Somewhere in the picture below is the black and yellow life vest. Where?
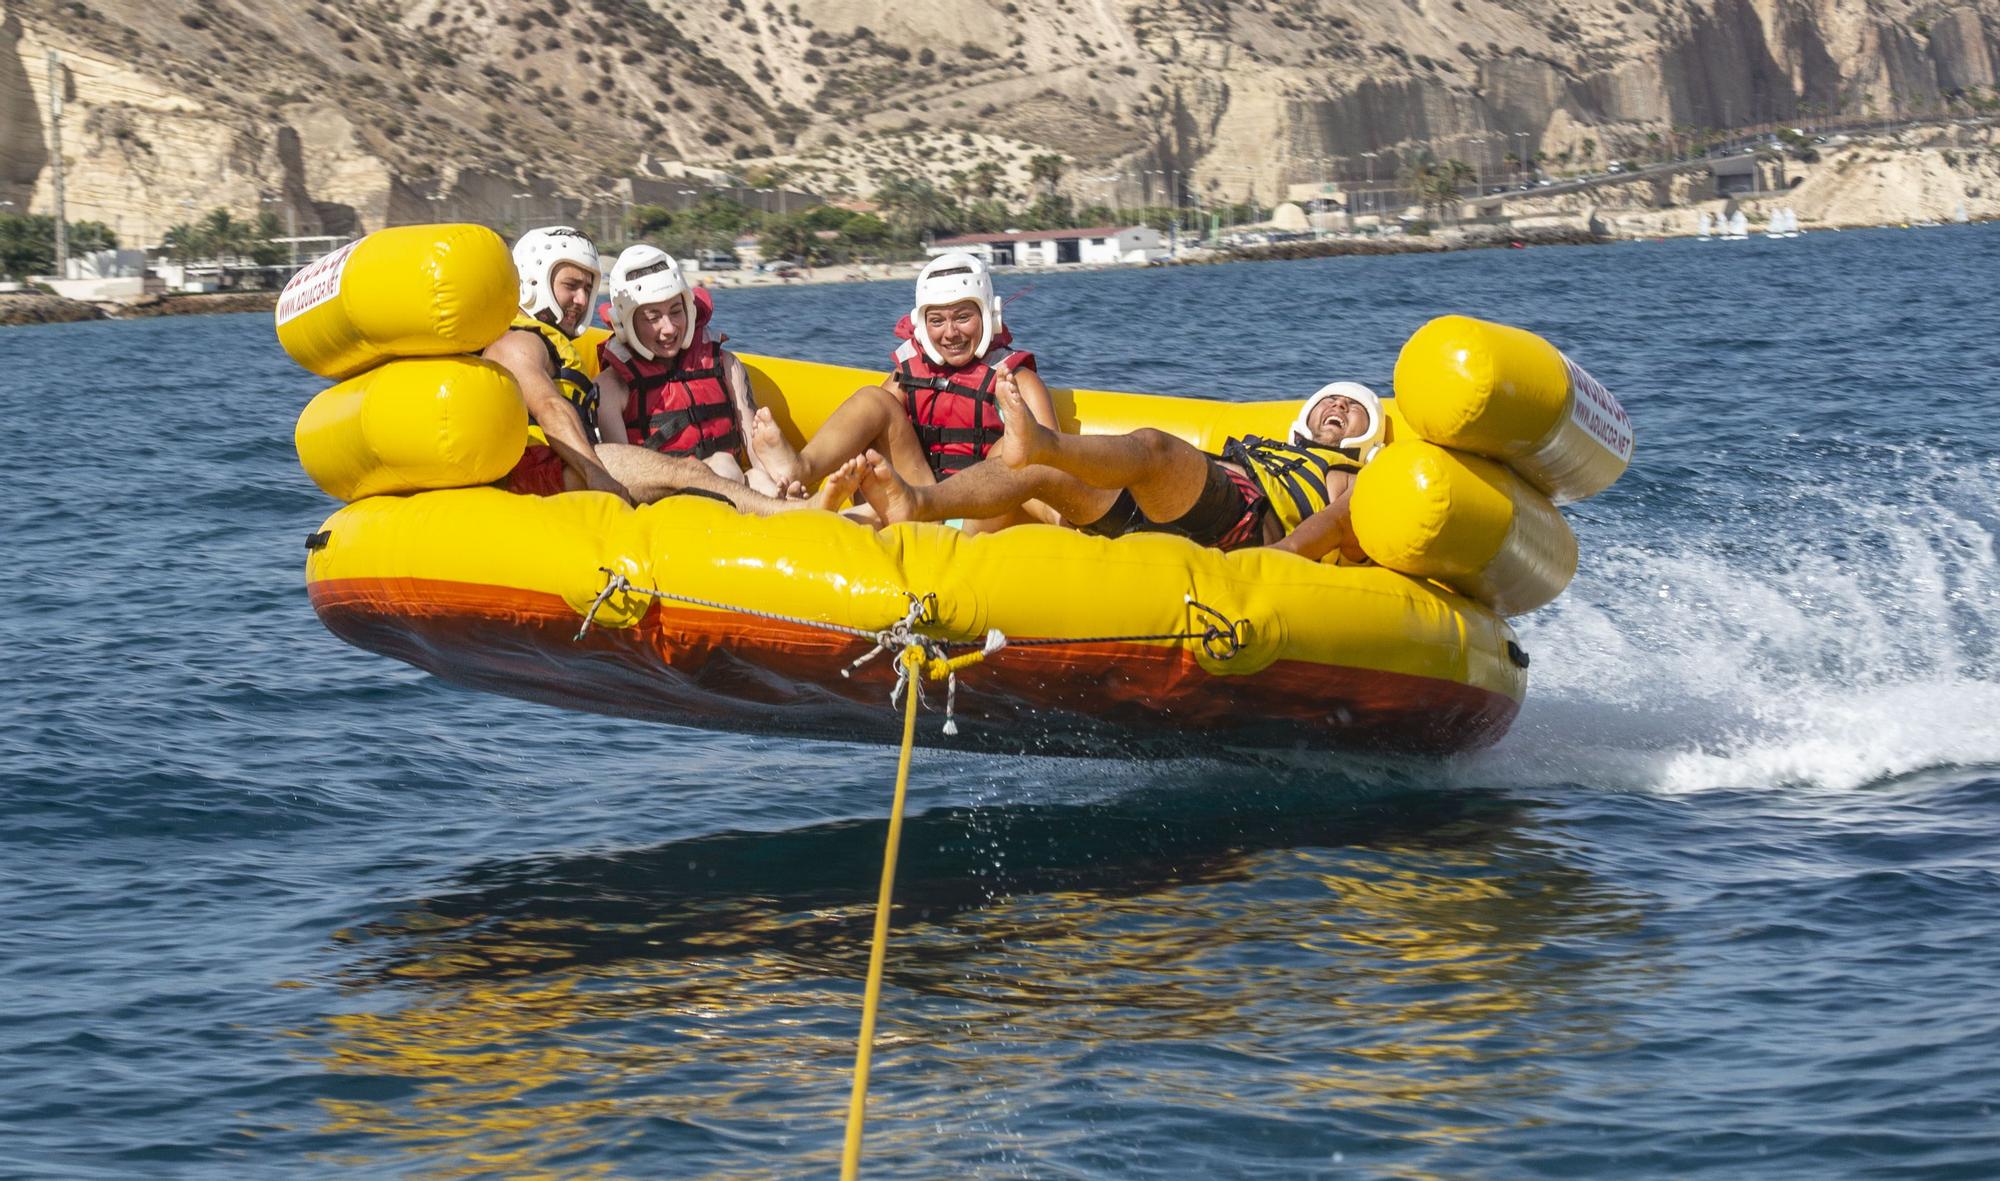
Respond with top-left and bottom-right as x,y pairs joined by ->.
510,313 -> 600,445
1221,435 -> 1364,535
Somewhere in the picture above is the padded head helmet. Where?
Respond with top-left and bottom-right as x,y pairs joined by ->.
911,251 -> 1000,364
512,225 -> 600,336
608,244 -> 697,360
1292,381 -> 1383,457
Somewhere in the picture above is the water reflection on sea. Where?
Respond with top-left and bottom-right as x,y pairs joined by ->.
303,782 -> 1658,1178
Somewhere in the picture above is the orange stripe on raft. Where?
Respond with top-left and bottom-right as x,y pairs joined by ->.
308,575 -> 1519,752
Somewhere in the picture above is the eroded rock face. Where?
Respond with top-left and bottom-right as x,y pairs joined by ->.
3,0 -> 1996,240
1,7 -> 48,209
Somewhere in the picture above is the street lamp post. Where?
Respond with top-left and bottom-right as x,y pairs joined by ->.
512,191 -> 531,233
1360,152 -> 1379,222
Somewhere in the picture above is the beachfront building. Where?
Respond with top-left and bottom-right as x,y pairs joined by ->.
927,226 -> 1168,267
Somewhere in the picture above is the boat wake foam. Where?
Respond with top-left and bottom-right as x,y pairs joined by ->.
1457,454 -> 2000,793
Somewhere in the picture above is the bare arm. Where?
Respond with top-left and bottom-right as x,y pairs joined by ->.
484,331 -> 630,500
1265,472 -> 1365,562
594,367 -> 630,446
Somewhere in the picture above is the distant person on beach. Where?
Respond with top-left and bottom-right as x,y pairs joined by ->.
494,228 -> 861,514
490,226 -> 632,499
855,373 -> 1382,563
780,251 -> 1064,530
591,244 -> 807,500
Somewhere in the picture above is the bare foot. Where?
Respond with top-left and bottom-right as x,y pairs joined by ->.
856,449 -> 924,525
809,456 -> 863,512
995,367 -> 1056,470
749,407 -> 806,490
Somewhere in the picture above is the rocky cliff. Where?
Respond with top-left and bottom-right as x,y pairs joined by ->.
3,0 -> 1996,243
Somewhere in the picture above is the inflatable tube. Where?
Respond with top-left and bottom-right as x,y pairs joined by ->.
306,489 -> 1528,756
275,224 -> 517,381
1392,315 -> 1634,503
1351,440 -> 1578,617
273,231 -> 1630,754
295,356 -> 529,502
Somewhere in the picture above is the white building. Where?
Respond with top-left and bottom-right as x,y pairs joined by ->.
927,226 -> 1167,267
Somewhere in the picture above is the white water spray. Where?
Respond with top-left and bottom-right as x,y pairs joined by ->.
1462,455 -> 2000,793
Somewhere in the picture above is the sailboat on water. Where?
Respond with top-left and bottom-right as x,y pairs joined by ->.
1955,202 -> 1971,224
1697,211 -> 1714,240
1723,210 -> 1750,240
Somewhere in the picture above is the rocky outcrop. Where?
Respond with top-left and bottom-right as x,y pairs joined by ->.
4,0 -> 1998,242
0,291 -> 106,323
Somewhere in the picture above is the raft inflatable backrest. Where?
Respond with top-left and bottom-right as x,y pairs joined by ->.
275,224 -> 519,381
295,355 -> 529,502
1350,439 -> 1577,617
732,353 -> 1404,456
1392,315 -> 1634,504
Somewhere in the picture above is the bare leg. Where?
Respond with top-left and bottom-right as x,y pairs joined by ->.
747,407 -> 806,490
857,449 -> 1117,527
993,368 -> 1210,522
792,385 -> 938,488
599,443 -> 858,516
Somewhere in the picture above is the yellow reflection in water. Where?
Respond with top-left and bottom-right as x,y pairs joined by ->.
298,821 -> 1658,1179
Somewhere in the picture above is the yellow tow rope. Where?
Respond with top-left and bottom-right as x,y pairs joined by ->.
839,642 -> 991,1180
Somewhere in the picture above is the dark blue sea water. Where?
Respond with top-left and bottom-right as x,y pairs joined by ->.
4,227 -> 1999,1179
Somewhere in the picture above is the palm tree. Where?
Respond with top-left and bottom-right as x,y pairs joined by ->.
1399,155 -> 1443,219
968,161 -> 1004,201
161,222 -> 203,266
872,174 -> 956,234
1027,153 -> 1065,198
198,208 -> 255,285
1429,159 -> 1476,221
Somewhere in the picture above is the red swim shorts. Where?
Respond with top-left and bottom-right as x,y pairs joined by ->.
505,443 -> 569,497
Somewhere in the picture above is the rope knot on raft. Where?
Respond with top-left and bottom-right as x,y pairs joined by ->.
838,595 -> 1006,737
575,567 -> 1248,738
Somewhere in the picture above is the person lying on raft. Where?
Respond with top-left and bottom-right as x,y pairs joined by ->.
781,251 -> 1062,529
590,245 -> 808,501
490,226 -> 632,500
856,375 -> 1384,562
492,229 -> 858,515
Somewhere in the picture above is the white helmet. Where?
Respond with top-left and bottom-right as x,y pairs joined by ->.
513,225 -> 600,337
1291,381 -> 1384,457
608,244 -> 698,360
911,251 -> 1001,364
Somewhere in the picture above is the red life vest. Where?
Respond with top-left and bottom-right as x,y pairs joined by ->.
889,315 -> 1035,479
597,290 -> 742,461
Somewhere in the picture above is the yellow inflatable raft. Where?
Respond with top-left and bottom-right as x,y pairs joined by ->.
282,226 -> 1633,756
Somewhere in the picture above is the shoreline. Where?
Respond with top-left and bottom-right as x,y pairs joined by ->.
0,290 -> 279,327
5,216 -> 1989,326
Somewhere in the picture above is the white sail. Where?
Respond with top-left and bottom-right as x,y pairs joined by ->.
1698,211 -> 1713,238
1955,202 -> 1971,224
1730,210 -> 1749,238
